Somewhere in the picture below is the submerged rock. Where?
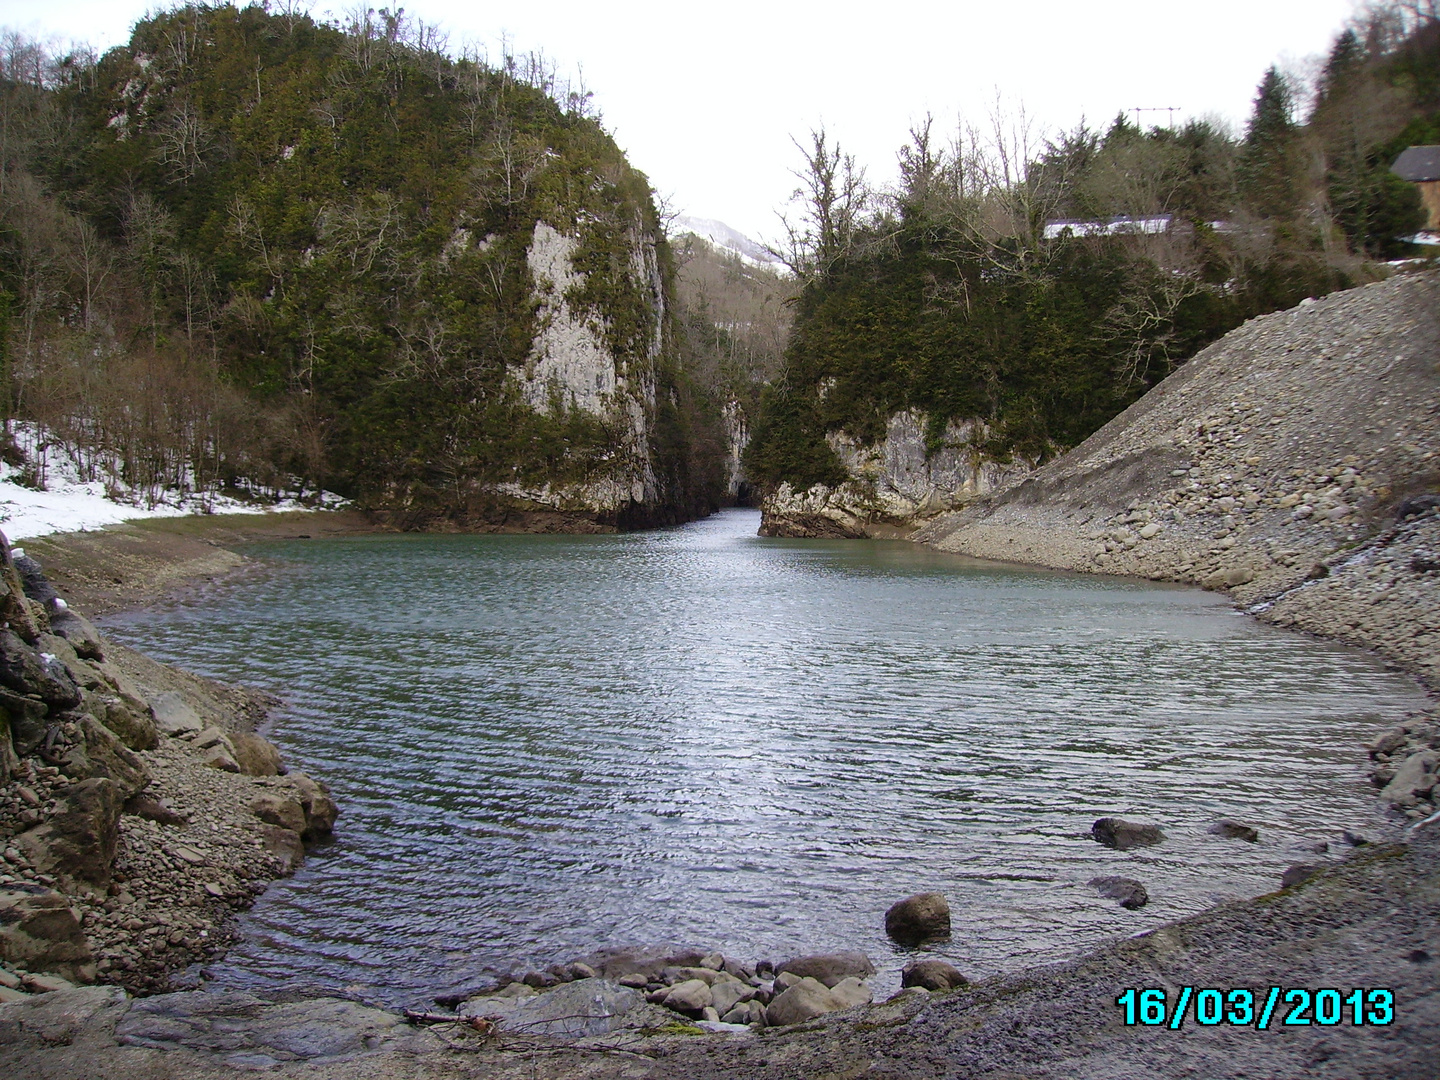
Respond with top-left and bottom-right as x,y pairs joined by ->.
1208,819 -> 1260,842
1091,817 -> 1166,850
1089,875 -> 1149,909
885,891 -> 951,945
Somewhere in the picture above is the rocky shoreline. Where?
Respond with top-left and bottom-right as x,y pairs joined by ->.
0,534 -> 338,1002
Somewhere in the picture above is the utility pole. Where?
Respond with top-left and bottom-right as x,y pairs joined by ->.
1129,106 -> 1182,130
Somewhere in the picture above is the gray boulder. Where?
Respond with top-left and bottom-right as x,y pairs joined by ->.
0,629 -> 81,708
662,978 -> 713,1016
901,959 -> 968,991
765,976 -> 868,1026
0,884 -> 96,983
709,975 -> 754,1016
15,777 -> 124,888
502,979 -> 649,1038
149,691 -> 203,735
1089,875 -> 1149,909
776,950 -> 875,989
1208,819 -> 1259,842
1379,751 -> 1438,808
885,891 -> 951,944
1091,817 -> 1165,850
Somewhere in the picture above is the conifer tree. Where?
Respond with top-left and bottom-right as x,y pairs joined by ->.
1238,67 -> 1299,219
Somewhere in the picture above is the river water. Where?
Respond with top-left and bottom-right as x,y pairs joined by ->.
102,509 -> 1428,1006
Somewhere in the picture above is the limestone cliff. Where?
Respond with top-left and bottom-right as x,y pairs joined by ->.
759,411 -> 1030,537
486,221 -> 664,525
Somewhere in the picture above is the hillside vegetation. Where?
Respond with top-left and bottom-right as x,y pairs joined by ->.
746,3 -> 1439,507
0,4 -> 726,526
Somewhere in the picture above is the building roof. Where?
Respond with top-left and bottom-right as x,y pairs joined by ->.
1392,145 -> 1440,182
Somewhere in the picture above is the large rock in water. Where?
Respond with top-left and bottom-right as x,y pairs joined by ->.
776,951 -> 875,989
1091,817 -> 1165,850
0,884 -> 96,983
885,891 -> 951,944
15,777 -> 125,888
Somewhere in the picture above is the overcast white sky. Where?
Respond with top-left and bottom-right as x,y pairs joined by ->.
5,0 -> 1360,240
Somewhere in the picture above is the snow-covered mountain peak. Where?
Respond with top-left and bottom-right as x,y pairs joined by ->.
671,216 -> 786,273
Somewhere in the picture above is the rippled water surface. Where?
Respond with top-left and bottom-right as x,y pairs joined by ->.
103,509 -> 1428,1005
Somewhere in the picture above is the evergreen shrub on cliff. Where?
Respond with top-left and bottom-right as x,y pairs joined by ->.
0,4 -> 724,522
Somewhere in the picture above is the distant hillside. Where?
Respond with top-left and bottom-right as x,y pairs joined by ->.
0,4 -> 726,529
669,220 -> 793,502
749,2 -> 1439,538
673,216 -> 787,273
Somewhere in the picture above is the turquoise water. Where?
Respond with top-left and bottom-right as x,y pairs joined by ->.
103,509 -> 1428,1006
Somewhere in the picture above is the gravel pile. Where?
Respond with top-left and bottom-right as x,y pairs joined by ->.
918,271 -> 1440,691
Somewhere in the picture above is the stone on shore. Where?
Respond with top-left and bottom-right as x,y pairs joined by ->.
501,978 -> 650,1037
662,978 -> 713,1015
0,884 -> 96,983
149,691 -> 203,735
1281,863 -> 1323,888
1208,819 -> 1260,842
765,975 -> 870,1026
15,777 -> 124,888
1089,875 -> 1149,909
901,959 -> 968,991
776,951 -> 875,989
230,731 -> 284,777
1091,817 -> 1165,850
1379,750 -> 1438,808
885,891 -> 951,944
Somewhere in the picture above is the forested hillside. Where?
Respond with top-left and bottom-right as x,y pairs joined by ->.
0,4 -> 726,528
747,3 -> 1438,533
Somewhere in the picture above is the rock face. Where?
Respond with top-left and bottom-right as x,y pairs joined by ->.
0,885 -> 95,983
761,411 -> 1029,537
884,891 -> 951,944
916,273 -> 1440,688
1091,817 -> 1166,850
422,218 -> 692,532
1089,875 -> 1149,909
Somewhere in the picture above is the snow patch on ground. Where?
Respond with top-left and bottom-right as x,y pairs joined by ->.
0,423 -> 345,540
